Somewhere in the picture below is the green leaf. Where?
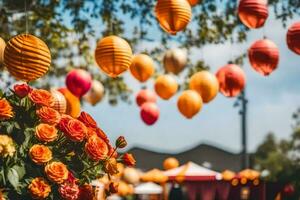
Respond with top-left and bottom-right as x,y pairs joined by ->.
7,168 -> 19,189
13,164 -> 25,180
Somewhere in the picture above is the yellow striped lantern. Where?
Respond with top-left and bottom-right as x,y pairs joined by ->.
0,37 -> 6,66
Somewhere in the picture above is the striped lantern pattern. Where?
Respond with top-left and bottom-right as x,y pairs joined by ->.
238,0 -> 269,29
248,39 -> 279,76
4,34 -> 51,82
50,89 -> 67,114
95,36 -> 132,78
0,37 -> 5,66
286,22 -> 300,55
155,0 -> 192,35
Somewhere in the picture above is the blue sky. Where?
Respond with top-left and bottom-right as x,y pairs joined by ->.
79,6 -> 300,154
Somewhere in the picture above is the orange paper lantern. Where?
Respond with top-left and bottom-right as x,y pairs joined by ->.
130,54 -> 155,82
238,0 -> 268,29
0,37 -> 6,66
216,64 -> 246,98
95,35 -> 132,78
286,22 -> 300,55
177,90 -> 203,119
163,48 -> 187,74
154,74 -> 178,100
189,71 -> 219,103
83,80 -> 105,106
50,89 -> 67,114
163,157 -> 179,170
58,88 -> 81,118
188,0 -> 199,6
4,34 -> 51,82
155,0 -> 192,35
248,39 -> 279,76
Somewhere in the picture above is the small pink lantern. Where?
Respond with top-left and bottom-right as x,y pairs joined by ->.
66,69 -> 92,97
216,64 -> 246,97
248,39 -> 279,76
136,89 -> 157,107
140,102 -> 160,126
238,0 -> 268,29
286,22 -> 300,55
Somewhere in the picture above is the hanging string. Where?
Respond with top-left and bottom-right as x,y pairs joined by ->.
24,0 -> 28,34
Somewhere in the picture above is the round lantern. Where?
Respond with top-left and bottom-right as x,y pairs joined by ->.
95,35 -> 132,78
140,102 -> 159,126
66,69 -> 92,97
136,89 -> 157,107
83,80 -> 105,106
154,74 -> 178,100
50,89 -> 67,114
177,90 -> 203,119
287,22 -> 300,55
238,0 -> 269,29
189,71 -> 219,103
216,64 -> 246,98
163,48 -> 187,74
123,168 -> 140,185
248,39 -> 279,76
130,54 -> 155,82
155,0 -> 192,35
163,157 -> 179,170
58,88 -> 81,118
0,37 -> 6,66
188,0 -> 199,6
283,184 -> 295,197
4,34 -> 51,82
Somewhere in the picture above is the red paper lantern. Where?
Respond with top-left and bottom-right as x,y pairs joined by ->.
216,64 -> 246,97
66,69 -> 92,97
248,39 -> 279,76
287,22 -> 300,55
140,102 -> 159,126
283,184 -> 295,197
238,0 -> 268,29
136,89 -> 157,107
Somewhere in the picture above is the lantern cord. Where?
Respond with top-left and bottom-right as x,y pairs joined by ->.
24,0 -> 28,34
262,26 -> 267,39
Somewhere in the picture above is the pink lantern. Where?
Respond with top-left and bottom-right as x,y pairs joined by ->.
287,22 -> 300,55
66,69 -> 92,97
248,39 -> 279,76
136,89 -> 157,107
238,0 -> 268,29
140,102 -> 159,126
216,64 -> 246,97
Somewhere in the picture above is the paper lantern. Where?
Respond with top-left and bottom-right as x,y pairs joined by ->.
177,90 -> 203,119
95,35 -> 132,78
0,37 -> 5,66
136,89 -> 157,107
83,80 -> 105,106
283,184 -> 295,197
189,71 -> 219,103
163,157 -> 179,170
238,0 -> 268,29
154,74 -> 178,100
163,48 -> 187,74
287,22 -> 300,55
130,54 -> 155,82
155,0 -> 192,35
50,89 -> 67,114
221,170 -> 236,181
4,34 -> 51,82
216,64 -> 246,97
140,102 -> 159,126
66,69 -> 92,97
248,39 -> 279,76
58,88 -> 81,118
123,168 -> 140,185
188,0 -> 199,6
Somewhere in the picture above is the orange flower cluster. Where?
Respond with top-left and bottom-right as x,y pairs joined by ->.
28,177 -> 51,199
37,106 -> 61,125
0,98 -> 13,120
45,161 -> 69,184
29,144 -> 52,165
29,89 -> 55,107
35,123 -> 58,143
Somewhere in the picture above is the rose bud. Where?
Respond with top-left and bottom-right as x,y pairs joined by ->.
13,83 -> 32,98
109,182 -> 119,194
115,136 -> 127,149
121,153 -> 136,167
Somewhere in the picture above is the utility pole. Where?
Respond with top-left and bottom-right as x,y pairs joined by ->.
240,89 -> 249,169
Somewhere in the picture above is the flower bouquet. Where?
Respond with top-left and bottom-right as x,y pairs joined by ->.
0,83 -> 135,199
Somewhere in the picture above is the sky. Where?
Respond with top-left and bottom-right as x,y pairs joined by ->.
80,5 -> 300,154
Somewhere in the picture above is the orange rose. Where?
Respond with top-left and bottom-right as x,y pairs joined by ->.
121,153 -> 136,167
58,114 -> 73,132
29,144 -> 52,165
0,98 -> 13,120
95,127 -> 109,143
13,83 -> 32,98
35,124 -> 58,143
78,112 -> 97,128
36,106 -> 61,125
45,161 -> 68,184
62,118 -> 87,142
28,177 -> 51,199
85,135 -> 109,161
29,89 -> 55,107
